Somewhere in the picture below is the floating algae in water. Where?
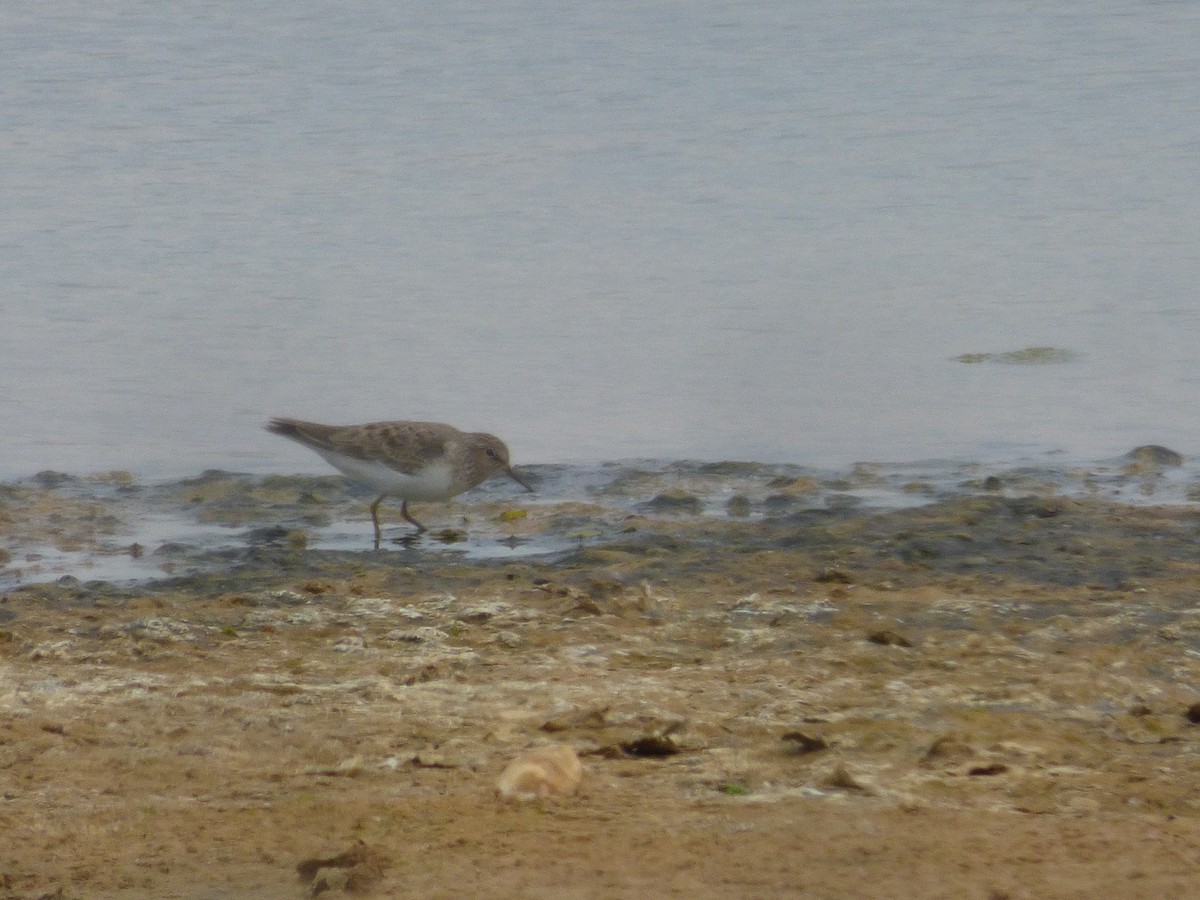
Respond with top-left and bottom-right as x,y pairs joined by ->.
997,346 -> 1078,364
954,346 -> 1078,365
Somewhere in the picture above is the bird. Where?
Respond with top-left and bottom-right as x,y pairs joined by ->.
265,417 -> 533,548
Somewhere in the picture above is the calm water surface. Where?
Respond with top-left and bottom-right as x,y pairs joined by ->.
4,1 -> 1200,477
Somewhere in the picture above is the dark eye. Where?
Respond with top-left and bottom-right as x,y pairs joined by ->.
486,448 -> 498,459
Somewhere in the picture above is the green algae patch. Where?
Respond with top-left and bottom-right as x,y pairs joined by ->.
954,346 -> 1078,365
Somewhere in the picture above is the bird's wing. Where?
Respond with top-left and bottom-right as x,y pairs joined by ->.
329,422 -> 453,476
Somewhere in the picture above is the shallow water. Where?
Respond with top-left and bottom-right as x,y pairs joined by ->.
4,1 -> 1200,477
2,449 -> 1196,589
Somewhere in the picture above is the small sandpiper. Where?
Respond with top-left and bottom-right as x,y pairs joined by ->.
266,418 -> 533,548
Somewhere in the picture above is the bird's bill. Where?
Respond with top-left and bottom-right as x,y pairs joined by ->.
506,467 -> 535,492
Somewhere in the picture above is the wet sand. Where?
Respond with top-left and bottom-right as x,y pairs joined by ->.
4,459 -> 1200,897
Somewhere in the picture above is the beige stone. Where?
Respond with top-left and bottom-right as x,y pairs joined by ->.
496,744 -> 583,801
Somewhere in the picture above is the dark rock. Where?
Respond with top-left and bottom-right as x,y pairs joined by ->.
815,568 -> 852,584
866,630 -> 913,648
242,526 -> 292,545
763,494 -> 799,514
620,734 -> 680,757
781,731 -> 828,755
967,763 -> 1008,776
34,470 -> 74,488
644,491 -> 703,514
1126,445 -> 1184,466
726,495 -> 752,517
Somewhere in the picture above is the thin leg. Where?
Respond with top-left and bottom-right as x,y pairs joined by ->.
400,500 -> 427,533
370,495 -> 384,550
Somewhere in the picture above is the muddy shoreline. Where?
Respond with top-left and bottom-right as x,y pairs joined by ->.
4,457 -> 1200,897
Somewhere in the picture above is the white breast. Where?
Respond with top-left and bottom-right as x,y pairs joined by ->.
315,450 -> 458,501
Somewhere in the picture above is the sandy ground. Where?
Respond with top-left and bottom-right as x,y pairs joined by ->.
5,483 -> 1200,898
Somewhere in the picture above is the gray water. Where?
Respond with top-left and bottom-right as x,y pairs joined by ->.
4,1 -> 1200,478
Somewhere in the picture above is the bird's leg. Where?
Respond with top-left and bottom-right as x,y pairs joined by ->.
400,501 -> 427,533
370,495 -> 385,550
